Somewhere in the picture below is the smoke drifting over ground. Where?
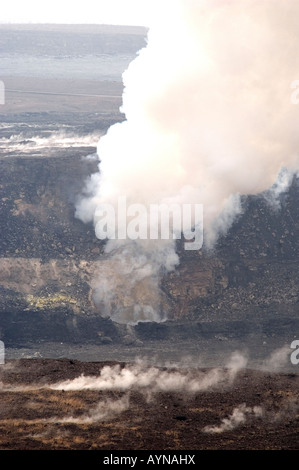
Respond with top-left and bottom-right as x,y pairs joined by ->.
0,356 -> 297,446
18,353 -> 299,429
47,353 -> 247,423
203,397 -> 299,435
203,403 -> 264,434
58,396 -> 130,424
76,0 -> 299,323
0,131 -> 99,153
51,352 -> 247,395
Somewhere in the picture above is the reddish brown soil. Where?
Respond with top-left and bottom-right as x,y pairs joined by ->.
0,359 -> 298,450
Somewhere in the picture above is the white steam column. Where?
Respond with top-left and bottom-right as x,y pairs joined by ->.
76,0 -> 299,324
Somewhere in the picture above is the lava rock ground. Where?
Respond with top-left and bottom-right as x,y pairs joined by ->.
0,358 -> 298,450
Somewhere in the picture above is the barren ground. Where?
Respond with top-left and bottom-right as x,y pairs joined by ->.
0,359 -> 298,451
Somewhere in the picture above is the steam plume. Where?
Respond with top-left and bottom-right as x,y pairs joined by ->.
58,395 -> 130,424
76,0 -> 299,323
50,353 -> 247,394
0,131 -> 99,153
203,403 -> 263,434
260,346 -> 291,372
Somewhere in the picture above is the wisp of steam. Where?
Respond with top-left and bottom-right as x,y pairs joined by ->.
76,0 -> 299,324
203,403 -> 264,434
50,352 -> 247,395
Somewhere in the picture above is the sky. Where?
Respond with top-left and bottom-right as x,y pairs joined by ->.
0,0 -> 160,26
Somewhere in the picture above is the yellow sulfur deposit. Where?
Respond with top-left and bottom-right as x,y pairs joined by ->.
26,294 -> 78,310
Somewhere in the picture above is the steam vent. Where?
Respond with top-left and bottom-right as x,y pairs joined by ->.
0,23 -> 298,358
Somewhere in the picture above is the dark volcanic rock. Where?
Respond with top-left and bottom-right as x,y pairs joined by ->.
0,137 -> 298,346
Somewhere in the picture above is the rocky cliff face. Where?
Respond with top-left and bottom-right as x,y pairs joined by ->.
0,113 -> 298,347
165,178 -> 299,323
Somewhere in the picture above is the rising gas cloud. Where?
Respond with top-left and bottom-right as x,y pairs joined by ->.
76,0 -> 299,324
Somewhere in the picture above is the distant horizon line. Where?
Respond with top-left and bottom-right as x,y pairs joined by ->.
0,22 -> 149,29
